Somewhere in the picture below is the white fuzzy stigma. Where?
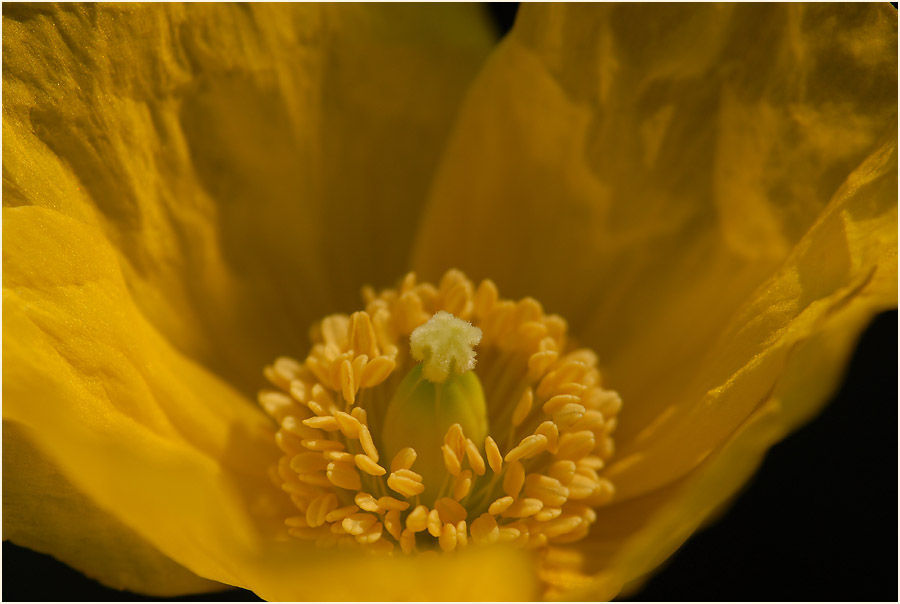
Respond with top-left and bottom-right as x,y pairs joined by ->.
409,311 -> 482,383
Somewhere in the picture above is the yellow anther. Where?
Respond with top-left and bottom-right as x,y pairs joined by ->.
285,516 -> 309,528
282,415 -> 318,439
394,468 -> 423,481
323,450 -> 352,463
464,439 -> 486,476
354,454 -> 386,476
384,509 -> 403,541
534,507 -> 562,522
390,447 -> 417,473
354,492 -> 382,513
548,460 -> 577,485
350,406 -> 367,425
326,461 -> 362,491
505,434 -> 549,463
306,493 -> 338,528
489,496 -> 514,516
553,403 -> 586,428
503,460 -> 526,499
456,520 -> 468,549
498,525 -> 522,543
444,423 -> 466,460
342,513 -> 377,536
571,409 -> 605,432
377,496 -> 410,512
324,505 -> 359,523
485,436 -> 502,474
470,513 -> 499,546
400,529 -> 417,554
426,509 -> 442,537
334,411 -> 361,439
348,311 -> 378,358
453,470 -> 473,501
359,355 -> 395,388
473,279 -> 499,319
358,424 -> 379,462
406,505 -> 429,533
297,472 -> 332,488
258,390 -> 295,421
442,444 -> 462,477
355,522 -> 384,545
309,384 -> 337,414
302,439 -> 345,452
289,452 -> 328,474
439,523 -> 458,553
542,394 -> 581,415
287,380 -> 307,403
557,431 -> 595,460
340,358 -> 355,405
511,387 -> 534,427
434,497 -> 467,525
524,474 -> 569,507
567,474 -> 598,500
535,421 -> 560,454
528,350 -> 559,381
387,470 -> 425,498
501,498 -> 544,519
540,515 -> 584,539
592,478 -> 616,506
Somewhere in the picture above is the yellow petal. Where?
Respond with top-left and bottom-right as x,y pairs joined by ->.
604,137 -> 898,498
413,3 -> 896,598
2,204 -> 291,589
3,3 -> 494,396
243,543 -> 537,602
2,423 -> 226,597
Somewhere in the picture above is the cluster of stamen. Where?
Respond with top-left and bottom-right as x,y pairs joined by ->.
260,270 -> 621,596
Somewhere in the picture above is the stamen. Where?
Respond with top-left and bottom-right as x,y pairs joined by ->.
260,270 -> 622,597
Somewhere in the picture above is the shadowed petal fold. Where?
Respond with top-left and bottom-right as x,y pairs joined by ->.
3,2 -> 494,396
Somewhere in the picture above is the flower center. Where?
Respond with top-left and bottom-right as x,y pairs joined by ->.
259,270 -> 622,596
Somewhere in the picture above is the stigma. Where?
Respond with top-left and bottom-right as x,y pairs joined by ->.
409,310 -> 482,383
259,270 -> 622,597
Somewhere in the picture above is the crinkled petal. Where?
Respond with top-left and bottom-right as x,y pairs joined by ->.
3,2 -> 494,395
413,3 -> 896,598
576,138 -> 897,598
603,137 -> 898,498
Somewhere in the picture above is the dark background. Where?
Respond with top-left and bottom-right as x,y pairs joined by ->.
3,4 -> 897,602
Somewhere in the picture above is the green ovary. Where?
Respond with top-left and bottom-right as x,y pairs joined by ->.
381,363 -> 487,504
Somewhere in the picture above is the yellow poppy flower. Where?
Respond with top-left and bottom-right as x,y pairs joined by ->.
3,3 -> 896,602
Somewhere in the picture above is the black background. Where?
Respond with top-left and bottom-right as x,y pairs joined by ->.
3,4 -> 897,602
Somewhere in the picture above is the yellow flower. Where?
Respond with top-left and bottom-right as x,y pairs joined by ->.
3,3 -> 896,601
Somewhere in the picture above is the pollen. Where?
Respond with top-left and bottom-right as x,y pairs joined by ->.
260,269 -> 622,597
